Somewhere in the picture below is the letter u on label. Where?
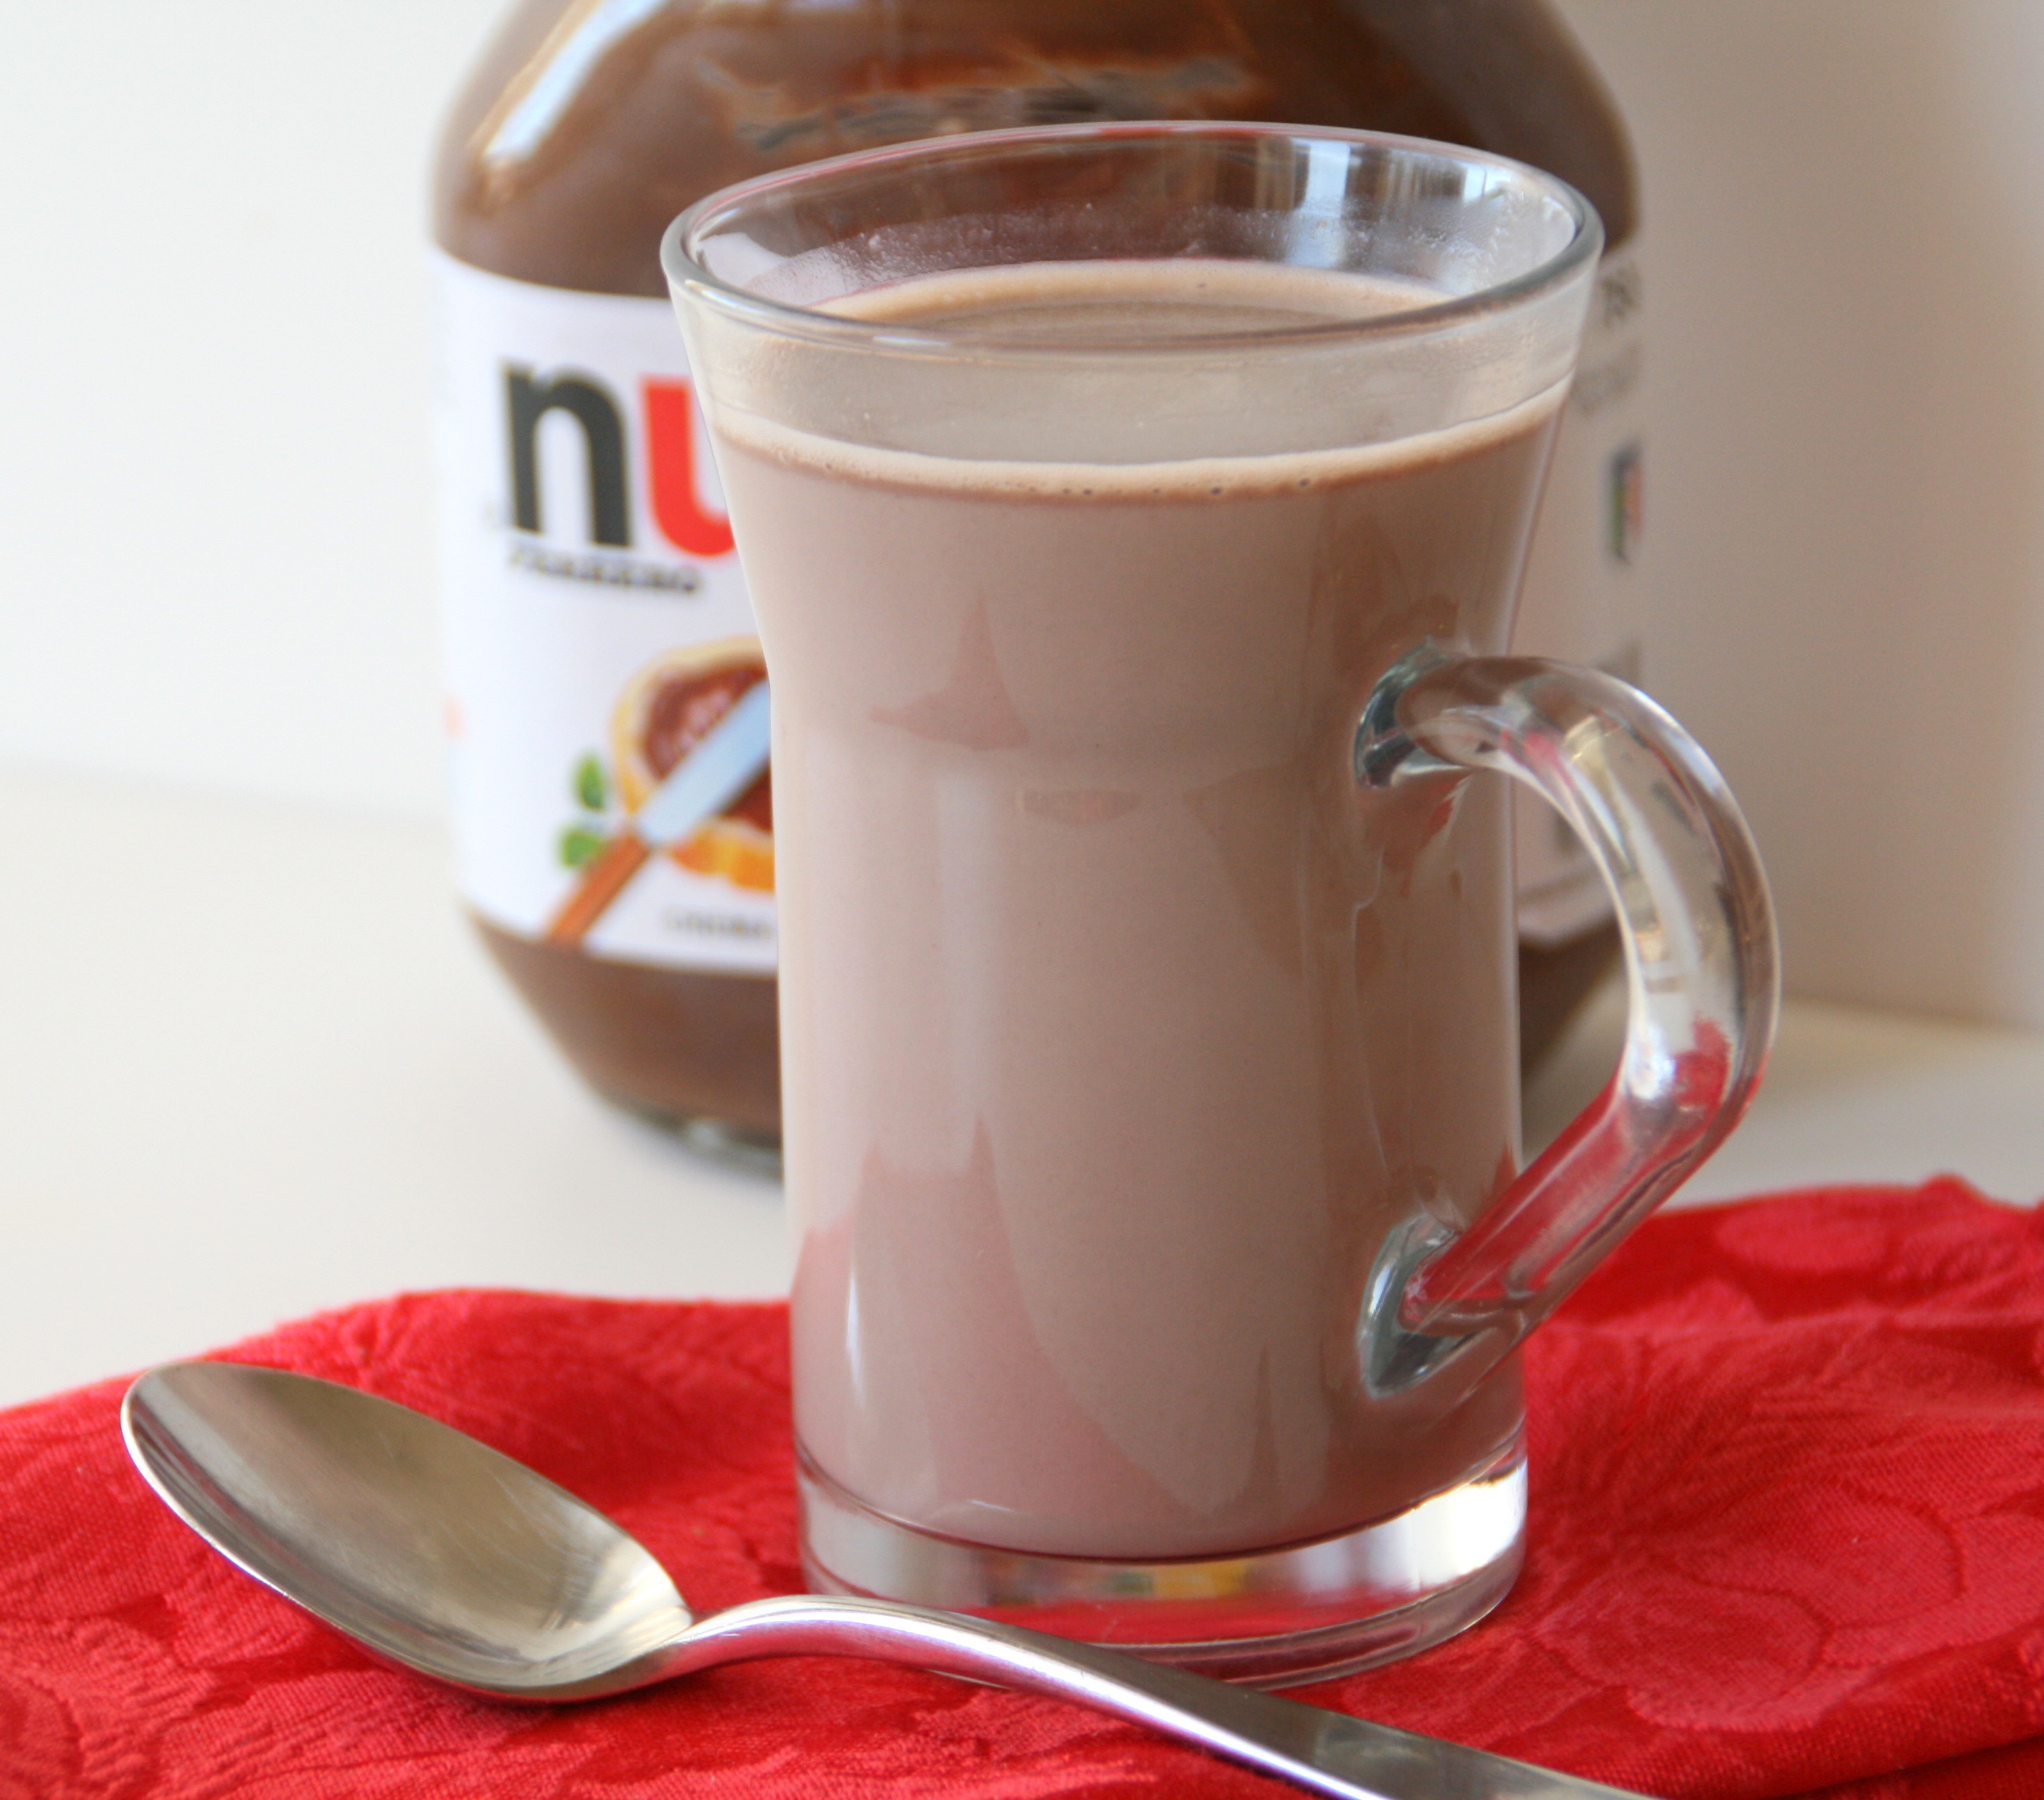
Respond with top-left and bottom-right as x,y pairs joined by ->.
645,379 -> 736,558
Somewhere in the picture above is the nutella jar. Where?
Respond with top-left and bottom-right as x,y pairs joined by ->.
432,0 -> 1642,1154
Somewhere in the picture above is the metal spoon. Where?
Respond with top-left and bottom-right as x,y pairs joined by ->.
122,1362 -> 1645,1800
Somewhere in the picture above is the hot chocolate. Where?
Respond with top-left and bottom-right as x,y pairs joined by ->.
710,259 -> 1562,1558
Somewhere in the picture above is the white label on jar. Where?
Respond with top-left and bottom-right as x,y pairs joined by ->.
436,247 -> 1640,970
434,252 -> 776,975
1510,244 -> 1647,947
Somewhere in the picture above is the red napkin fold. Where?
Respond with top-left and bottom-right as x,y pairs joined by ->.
7,1178 -> 2044,1799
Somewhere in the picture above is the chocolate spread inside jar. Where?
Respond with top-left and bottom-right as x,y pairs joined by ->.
433,0 -> 1640,1154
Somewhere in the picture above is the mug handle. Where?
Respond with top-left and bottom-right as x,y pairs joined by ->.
1354,647 -> 1779,1380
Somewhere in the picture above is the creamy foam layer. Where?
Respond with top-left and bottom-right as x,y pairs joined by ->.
714,258 -> 1567,499
827,255 -> 1442,339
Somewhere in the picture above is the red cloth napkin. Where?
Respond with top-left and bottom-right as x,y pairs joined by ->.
8,1178 -> 2044,1799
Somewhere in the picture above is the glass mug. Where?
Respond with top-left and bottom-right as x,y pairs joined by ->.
664,124 -> 1777,1686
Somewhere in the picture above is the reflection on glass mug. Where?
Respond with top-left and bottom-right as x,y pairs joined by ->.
664,124 -> 1778,1687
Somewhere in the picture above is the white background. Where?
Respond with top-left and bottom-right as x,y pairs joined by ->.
3,1 -> 2043,1023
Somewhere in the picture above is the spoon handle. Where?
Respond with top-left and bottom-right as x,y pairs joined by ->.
682,1595 -> 1649,1800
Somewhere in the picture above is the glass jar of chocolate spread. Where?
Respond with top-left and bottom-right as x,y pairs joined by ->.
432,0 -> 1642,1157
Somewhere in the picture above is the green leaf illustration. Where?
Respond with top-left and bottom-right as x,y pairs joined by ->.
559,825 -> 606,870
573,753 -> 608,812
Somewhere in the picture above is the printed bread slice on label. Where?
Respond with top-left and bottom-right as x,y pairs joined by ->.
611,638 -> 775,893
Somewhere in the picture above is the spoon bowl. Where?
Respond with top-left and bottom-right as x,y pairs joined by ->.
123,1360 -> 695,1699
122,1361 -> 1642,1799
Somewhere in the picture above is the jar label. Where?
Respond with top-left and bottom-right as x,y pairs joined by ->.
1509,244 -> 1648,947
435,253 -> 776,975
435,245 -> 1643,972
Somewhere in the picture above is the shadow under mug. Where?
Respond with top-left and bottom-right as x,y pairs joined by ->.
664,123 -> 1778,1686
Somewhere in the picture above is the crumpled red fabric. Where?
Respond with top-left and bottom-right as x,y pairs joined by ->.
7,1178 -> 2044,1799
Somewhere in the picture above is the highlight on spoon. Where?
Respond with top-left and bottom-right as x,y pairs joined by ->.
122,1362 -> 695,1700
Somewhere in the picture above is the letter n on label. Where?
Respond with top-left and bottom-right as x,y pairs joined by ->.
644,379 -> 736,558
506,367 -> 631,547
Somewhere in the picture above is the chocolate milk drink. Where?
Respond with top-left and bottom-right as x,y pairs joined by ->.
709,259 -> 1560,1559
669,123 -> 1776,1680
434,1 -> 1642,1153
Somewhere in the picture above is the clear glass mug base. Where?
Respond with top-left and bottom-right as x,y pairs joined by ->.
798,1436 -> 1526,1689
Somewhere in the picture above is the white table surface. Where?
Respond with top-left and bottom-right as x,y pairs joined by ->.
4,764 -> 2041,1413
